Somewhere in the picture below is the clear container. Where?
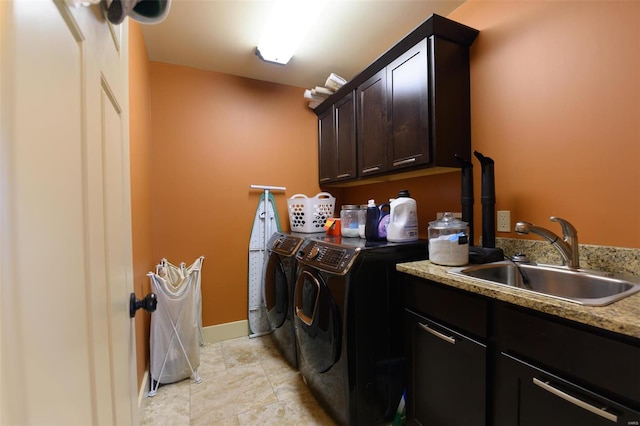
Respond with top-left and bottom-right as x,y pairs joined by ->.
340,205 -> 361,237
428,212 -> 469,266
358,204 -> 367,238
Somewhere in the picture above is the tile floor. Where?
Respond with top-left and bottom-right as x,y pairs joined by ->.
140,335 -> 337,425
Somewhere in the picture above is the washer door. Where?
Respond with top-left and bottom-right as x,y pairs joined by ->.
294,268 -> 341,373
264,252 -> 288,329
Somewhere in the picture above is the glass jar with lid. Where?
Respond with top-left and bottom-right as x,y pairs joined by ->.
358,204 -> 367,238
340,205 -> 361,237
428,212 -> 469,266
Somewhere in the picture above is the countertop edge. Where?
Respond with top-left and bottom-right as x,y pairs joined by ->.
397,260 -> 640,341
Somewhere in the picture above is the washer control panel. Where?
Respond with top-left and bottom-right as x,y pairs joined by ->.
296,240 -> 360,275
270,234 -> 304,257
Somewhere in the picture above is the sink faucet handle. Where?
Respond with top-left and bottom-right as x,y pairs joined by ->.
514,221 -> 533,233
550,217 -> 577,238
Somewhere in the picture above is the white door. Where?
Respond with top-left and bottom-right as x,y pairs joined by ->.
0,1 -> 137,424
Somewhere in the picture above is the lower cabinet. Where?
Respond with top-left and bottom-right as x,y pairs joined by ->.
494,352 -> 640,426
402,275 -> 640,426
405,309 -> 486,426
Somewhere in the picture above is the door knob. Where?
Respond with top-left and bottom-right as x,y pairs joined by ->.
129,292 -> 157,318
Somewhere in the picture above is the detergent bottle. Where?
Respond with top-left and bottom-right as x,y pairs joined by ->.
365,199 -> 380,241
387,189 -> 419,242
377,202 -> 391,240
365,199 -> 391,241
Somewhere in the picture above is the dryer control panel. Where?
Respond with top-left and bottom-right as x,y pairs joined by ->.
270,234 -> 304,256
296,240 -> 360,275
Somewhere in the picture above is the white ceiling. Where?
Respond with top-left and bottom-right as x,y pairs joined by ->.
140,0 -> 466,89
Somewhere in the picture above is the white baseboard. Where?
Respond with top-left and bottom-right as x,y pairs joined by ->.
138,368 -> 149,408
201,319 -> 249,343
137,320 -> 250,407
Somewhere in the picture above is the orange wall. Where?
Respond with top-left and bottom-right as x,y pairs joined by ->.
329,172 -> 464,241
128,22 -> 154,387
149,62 -> 319,326
448,0 -> 640,247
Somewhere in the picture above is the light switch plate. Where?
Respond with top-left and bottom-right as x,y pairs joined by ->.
497,210 -> 511,232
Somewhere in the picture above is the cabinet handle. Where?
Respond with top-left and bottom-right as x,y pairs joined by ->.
532,378 -> 618,423
320,177 -> 331,183
336,173 -> 351,179
362,166 -> 380,174
418,322 -> 456,345
393,157 -> 417,167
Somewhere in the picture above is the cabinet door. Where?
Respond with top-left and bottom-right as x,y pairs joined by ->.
495,353 -> 640,426
429,36 -> 473,167
387,39 -> 430,170
318,107 -> 335,183
357,69 -> 388,176
495,304 -> 640,404
405,309 -> 486,426
334,93 -> 356,180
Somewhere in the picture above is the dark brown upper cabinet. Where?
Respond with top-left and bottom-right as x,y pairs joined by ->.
386,38 -> 430,172
314,14 -> 478,186
357,70 -> 388,176
318,91 -> 356,183
318,107 -> 335,183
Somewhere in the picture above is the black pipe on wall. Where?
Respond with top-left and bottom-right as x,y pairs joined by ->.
473,151 -> 496,248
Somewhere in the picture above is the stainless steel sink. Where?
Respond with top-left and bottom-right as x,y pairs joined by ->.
448,261 -> 640,306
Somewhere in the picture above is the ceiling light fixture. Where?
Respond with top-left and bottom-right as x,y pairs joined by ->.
256,0 -> 328,65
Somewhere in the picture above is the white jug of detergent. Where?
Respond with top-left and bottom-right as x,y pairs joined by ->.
387,189 -> 419,242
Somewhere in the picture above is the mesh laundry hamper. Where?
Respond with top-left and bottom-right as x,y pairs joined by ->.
147,256 -> 204,396
157,257 -> 206,346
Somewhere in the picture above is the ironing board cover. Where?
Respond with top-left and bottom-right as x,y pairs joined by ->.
148,256 -> 204,384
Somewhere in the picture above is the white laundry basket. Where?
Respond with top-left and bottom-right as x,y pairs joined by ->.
287,192 -> 335,233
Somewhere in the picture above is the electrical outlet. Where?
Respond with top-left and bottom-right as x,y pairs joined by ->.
497,210 -> 511,232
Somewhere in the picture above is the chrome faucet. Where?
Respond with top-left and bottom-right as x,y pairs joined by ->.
514,217 -> 579,268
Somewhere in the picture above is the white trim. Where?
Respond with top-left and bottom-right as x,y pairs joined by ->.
201,320 -> 249,344
137,368 -> 149,408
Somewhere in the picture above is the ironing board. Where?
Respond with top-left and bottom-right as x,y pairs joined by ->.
248,185 -> 284,337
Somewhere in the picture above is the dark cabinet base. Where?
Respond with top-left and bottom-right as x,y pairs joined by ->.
405,309 -> 487,426
494,353 -> 640,426
402,275 -> 640,426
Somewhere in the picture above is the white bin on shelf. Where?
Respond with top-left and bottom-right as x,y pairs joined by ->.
287,192 -> 335,233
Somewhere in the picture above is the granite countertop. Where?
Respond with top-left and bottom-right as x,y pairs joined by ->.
397,260 -> 640,340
